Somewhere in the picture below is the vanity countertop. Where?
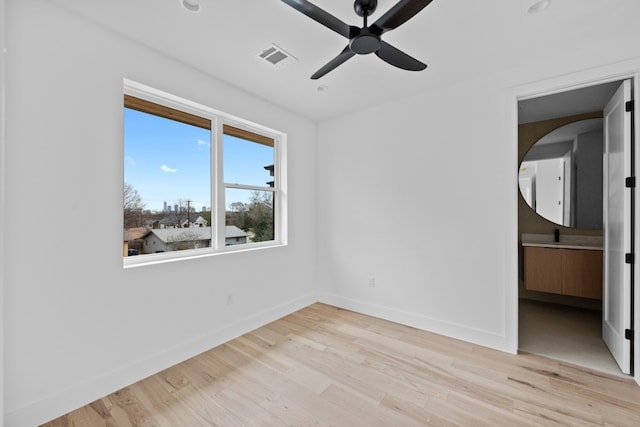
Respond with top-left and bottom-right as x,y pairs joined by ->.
521,233 -> 603,251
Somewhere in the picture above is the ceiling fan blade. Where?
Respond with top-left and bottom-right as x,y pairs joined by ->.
370,0 -> 433,35
311,46 -> 355,80
281,0 -> 357,39
375,41 -> 426,71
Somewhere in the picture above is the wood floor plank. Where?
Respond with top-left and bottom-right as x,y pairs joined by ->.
259,393 -> 330,427
41,303 -> 640,426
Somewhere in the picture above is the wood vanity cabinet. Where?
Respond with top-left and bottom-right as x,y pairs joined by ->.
524,247 -> 562,294
524,246 -> 602,299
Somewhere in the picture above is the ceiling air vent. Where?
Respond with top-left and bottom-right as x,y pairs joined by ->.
257,44 -> 297,69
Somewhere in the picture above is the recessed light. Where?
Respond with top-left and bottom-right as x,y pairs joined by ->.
528,0 -> 551,14
180,0 -> 201,13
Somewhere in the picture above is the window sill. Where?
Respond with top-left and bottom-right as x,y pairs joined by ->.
123,240 -> 286,269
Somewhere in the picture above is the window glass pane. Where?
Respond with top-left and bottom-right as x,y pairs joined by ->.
225,188 -> 274,244
223,134 -> 274,187
124,107 -> 211,256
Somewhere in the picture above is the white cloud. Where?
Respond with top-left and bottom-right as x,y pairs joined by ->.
197,139 -> 210,147
161,164 -> 178,173
125,156 -> 136,166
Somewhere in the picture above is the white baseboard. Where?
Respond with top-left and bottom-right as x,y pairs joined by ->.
6,292 -> 319,427
317,292 -> 511,353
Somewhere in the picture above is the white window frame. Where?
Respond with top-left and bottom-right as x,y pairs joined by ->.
123,79 -> 287,268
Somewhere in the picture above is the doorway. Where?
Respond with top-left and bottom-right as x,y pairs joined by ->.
517,78 -> 634,377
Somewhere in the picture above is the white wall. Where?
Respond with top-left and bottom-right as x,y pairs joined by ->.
317,15 -> 640,369
1,0 -> 6,424
3,1 -> 317,425
317,75 -> 516,350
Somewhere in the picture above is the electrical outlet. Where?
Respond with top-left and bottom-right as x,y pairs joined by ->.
226,293 -> 234,305
368,277 -> 376,288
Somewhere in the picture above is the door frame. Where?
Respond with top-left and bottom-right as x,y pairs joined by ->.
506,61 -> 640,385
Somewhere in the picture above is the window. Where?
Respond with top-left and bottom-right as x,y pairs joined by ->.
123,80 -> 285,265
224,128 -> 276,244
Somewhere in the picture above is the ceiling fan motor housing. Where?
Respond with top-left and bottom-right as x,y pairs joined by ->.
349,28 -> 381,54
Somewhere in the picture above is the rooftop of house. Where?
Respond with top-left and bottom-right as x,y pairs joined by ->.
143,226 -> 247,243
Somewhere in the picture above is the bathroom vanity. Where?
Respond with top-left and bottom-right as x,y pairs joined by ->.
522,237 -> 603,300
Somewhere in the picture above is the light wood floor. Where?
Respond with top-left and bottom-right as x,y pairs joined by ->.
42,303 -> 640,426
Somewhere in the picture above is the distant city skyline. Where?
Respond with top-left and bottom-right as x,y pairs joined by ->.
161,201 -> 210,214
124,108 -> 274,212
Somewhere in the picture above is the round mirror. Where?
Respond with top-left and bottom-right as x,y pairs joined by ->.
519,118 -> 603,229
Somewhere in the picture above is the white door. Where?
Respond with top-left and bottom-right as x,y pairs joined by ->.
536,158 -> 565,225
519,174 -> 535,207
562,151 -> 572,227
519,161 -> 536,207
603,79 -> 632,375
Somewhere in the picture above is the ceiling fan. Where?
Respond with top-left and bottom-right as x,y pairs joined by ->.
281,0 -> 433,79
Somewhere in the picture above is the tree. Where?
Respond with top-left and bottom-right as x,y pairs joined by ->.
124,183 -> 145,228
200,210 -> 211,226
223,192 -> 274,242
247,191 -> 274,242
226,201 -> 249,230
172,198 -> 190,228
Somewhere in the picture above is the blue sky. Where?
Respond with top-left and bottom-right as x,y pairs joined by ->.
124,108 -> 273,212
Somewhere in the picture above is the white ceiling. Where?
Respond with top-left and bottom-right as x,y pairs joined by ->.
48,0 -> 638,122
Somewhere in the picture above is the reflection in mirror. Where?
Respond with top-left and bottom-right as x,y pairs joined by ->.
519,118 -> 603,229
